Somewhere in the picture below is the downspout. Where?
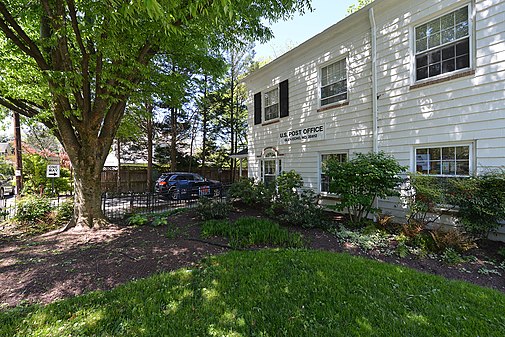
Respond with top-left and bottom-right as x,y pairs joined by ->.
369,7 -> 380,218
369,7 -> 379,154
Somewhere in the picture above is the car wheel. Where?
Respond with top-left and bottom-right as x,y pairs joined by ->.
170,189 -> 179,201
213,188 -> 221,197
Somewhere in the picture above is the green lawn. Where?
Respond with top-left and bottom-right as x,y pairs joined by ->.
1,250 -> 504,336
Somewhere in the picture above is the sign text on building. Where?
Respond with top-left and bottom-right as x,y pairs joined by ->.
279,125 -> 325,144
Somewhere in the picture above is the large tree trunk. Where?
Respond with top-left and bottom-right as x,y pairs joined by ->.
70,147 -> 108,229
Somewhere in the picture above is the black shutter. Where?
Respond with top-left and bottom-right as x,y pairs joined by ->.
254,92 -> 262,125
279,79 -> 289,118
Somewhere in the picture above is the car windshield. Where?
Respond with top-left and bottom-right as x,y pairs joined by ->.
193,174 -> 204,181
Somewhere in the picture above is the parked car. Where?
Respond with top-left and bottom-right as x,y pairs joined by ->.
155,172 -> 222,200
0,174 -> 14,198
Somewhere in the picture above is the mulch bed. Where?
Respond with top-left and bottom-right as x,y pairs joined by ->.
1,207 -> 504,309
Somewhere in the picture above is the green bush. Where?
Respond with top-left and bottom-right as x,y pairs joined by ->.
127,214 -> 149,226
14,195 -> 53,225
0,159 -> 14,176
55,199 -> 74,224
267,171 -> 329,228
325,151 -> 407,224
196,197 -> 232,221
227,178 -> 272,206
448,172 -> 505,238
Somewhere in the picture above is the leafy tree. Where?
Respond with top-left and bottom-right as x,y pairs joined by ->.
0,0 -> 312,228
325,151 -> 407,224
348,0 -> 374,14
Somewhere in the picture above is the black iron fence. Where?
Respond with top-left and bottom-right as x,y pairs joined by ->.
101,186 -> 229,221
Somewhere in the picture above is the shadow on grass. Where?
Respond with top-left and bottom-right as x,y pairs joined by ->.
1,250 -> 504,336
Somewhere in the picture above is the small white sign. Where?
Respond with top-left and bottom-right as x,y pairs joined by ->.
15,170 -> 21,177
279,124 -> 325,145
46,165 -> 60,178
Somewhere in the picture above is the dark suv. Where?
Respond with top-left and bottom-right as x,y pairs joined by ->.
154,172 -> 222,200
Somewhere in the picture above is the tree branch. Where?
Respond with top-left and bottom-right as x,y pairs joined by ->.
0,1 -> 49,69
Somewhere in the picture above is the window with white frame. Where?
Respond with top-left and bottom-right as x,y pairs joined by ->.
320,59 -> 347,106
415,145 -> 470,176
415,6 -> 470,81
320,153 -> 348,193
264,88 -> 279,121
261,149 -> 281,186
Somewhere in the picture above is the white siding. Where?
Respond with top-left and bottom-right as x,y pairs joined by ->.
246,0 -> 505,241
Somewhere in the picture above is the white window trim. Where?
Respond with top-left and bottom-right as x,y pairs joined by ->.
263,86 -> 280,123
319,151 -> 349,195
409,2 -> 474,85
318,56 -> 349,109
411,142 -> 475,177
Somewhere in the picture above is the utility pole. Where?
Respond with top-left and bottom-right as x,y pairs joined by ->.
13,112 -> 23,194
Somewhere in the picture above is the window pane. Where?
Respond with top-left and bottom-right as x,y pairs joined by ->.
416,24 -> 427,40
429,161 -> 441,174
455,7 -> 468,25
456,55 -> 470,69
427,19 -> 440,36
456,161 -> 469,175
429,148 -> 441,160
416,38 -> 427,52
429,50 -> 441,63
416,66 -> 428,80
442,161 -> 455,175
428,32 -> 441,49
456,146 -> 469,159
442,59 -> 456,73
441,12 -> 454,30
441,28 -> 455,44
456,39 -> 469,55
455,22 -> 469,39
442,146 -> 455,160
429,63 -> 441,77
442,45 -> 455,60
416,55 -> 428,67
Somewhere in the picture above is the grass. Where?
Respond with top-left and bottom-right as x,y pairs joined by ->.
1,250 -> 504,336
201,217 -> 305,248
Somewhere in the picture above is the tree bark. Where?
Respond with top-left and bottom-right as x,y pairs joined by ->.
201,75 -> 208,173
170,107 -> 177,171
71,148 -> 108,229
146,104 -> 153,192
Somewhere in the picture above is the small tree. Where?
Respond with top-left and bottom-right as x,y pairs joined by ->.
325,151 -> 407,224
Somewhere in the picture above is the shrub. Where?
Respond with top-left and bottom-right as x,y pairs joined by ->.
0,159 -> 14,176
324,151 -> 407,224
196,197 -> 232,221
227,178 -> 272,206
14,195 -> 53,225
268,171 -> 328,228
13,195 -> 59,234
405,174 -> 448,227
448,172 -> 505,238
55,199 -> 74,224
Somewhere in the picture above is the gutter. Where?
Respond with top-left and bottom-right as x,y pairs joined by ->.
369,7 -> 379,154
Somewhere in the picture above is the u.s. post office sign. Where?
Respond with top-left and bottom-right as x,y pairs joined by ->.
279,124 -> 325,145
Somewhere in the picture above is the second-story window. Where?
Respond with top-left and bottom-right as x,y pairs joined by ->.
415,6 -> 470,81
320,59 -> 347,106
264,88 -> 279,121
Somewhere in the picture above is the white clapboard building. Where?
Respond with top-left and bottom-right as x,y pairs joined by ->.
244,0 -> 505,240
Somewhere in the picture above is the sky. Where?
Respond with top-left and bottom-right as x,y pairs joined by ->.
254,0 -> 360,61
